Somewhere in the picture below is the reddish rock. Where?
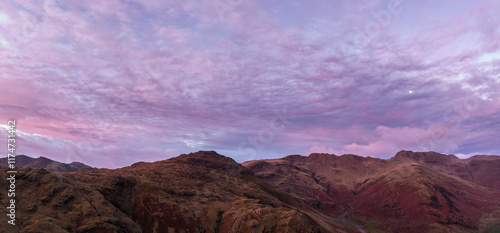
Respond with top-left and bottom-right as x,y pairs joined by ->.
243,150 -> 500,233
1,150 -> 498,232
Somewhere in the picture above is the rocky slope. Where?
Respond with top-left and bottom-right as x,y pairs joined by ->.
0,151 -> 356,233
0,150 -> 498,233
242,150 -> 500,233
0,155 -> 91,172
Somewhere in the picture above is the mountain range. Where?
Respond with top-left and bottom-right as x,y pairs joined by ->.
0,151 -> 499,233
0,155 -> 91,172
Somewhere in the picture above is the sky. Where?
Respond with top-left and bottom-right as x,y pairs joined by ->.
0,0 -> 499,168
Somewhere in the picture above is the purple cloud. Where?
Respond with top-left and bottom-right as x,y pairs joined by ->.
0,0 -> 499,167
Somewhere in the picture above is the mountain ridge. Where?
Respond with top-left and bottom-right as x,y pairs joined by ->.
0,150 -> 498,233
0,154 -> 92,172
243,150 -> 500,232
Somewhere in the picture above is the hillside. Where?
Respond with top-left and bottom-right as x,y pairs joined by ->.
0,151 -> 356,233
0,150 -> 498,232
242,150 -> 500,232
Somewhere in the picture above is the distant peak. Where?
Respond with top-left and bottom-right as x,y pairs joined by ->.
37,156 -> 55,162
12,154 -> 34,160
340,153 -> 363,158
175,150 -> 226,160
0,154 -> 91,172
283,154 -> 306,161
166,151 -> 246,174
188,150 -> 222,156
394,150 -> 414,159
468,154 -> 500,160
308,153 -> 342,164
394,150 -> 458,164
308,153 -> 337,159
175,150 -> 236,164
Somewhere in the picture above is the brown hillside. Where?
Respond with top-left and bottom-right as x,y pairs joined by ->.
242,150 -> 500,233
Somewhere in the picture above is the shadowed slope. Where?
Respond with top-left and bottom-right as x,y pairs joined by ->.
243,150 -> 500,233
0,151 -> 356,233
1,150 -> 498,232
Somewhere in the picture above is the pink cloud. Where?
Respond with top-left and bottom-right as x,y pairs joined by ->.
333,124 -> 464,157
1,0 -> 499,167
